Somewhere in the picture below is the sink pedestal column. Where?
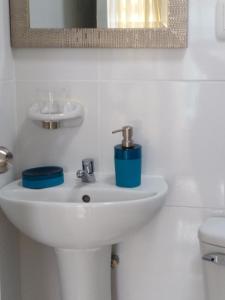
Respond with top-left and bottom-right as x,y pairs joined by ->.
55,246 -> 111,300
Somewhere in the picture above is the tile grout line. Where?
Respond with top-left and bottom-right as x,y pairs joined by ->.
164,203 -> 225,210
0,79 -> 15,84
14,79 -> 225,84
96,82 -> 102,173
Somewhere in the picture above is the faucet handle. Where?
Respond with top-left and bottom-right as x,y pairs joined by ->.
82,159 -> 94,174
0,146 -> 13,174
0,146 -> 13,160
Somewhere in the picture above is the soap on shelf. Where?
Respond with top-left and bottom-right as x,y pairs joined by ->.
28,89 -> 84,129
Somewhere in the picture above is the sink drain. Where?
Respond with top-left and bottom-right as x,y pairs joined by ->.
82,195 -> 91,203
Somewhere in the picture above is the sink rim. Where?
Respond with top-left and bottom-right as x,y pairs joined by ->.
0,173 -> 168,250
0,173 -> 168,208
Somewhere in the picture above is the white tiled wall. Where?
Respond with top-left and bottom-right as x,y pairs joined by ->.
13,0 -> 225,300
0,1 -> 20,300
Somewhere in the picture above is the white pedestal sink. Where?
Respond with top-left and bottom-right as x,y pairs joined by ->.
0,173 -> 168,300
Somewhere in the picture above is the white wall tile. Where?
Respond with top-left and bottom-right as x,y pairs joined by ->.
0,82 -> 17,151
98,0 -> 225,81
0,82 -> 16,205
0,83 -> 19,299
113,206 -> 223,300
15,81 -> 98,174
0,1 -> 19,295
12,0 -> 225,300
14,49 -> 99,81
15,0 -> 225,82
99,81 -> 225,208
20,235 -> 61,300
0,209 -> 21,300
0,0 -> 14,81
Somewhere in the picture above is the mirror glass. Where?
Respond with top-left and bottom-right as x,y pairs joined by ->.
29,0 -> 168,29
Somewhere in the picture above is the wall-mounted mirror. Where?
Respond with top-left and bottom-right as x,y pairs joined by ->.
29,0 -> 168,29
10,0 -> 188,48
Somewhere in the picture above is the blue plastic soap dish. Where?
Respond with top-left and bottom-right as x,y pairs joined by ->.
22,166 -> 64,189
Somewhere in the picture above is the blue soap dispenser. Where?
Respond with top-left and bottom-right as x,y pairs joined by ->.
112,125 -> 142,188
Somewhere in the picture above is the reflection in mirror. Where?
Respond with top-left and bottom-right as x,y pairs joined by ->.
29,0 -> 168,29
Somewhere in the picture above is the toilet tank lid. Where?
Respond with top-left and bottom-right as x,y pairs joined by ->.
199,217 -> 225,248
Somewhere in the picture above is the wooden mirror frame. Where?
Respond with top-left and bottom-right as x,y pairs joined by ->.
10,0 -> 188,48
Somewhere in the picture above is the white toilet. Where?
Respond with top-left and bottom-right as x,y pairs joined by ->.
199,217 -> 225,300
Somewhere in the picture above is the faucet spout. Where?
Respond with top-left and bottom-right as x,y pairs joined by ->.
76,159 -> 96,183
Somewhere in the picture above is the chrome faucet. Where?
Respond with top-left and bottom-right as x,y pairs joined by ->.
0,146 -> 13,174
76,159 -> 96,183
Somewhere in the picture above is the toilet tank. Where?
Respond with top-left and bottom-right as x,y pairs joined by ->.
199,217 -> 225,300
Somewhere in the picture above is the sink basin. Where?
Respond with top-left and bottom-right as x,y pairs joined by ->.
0,173 -> 167,249
0,172 -> 168,300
